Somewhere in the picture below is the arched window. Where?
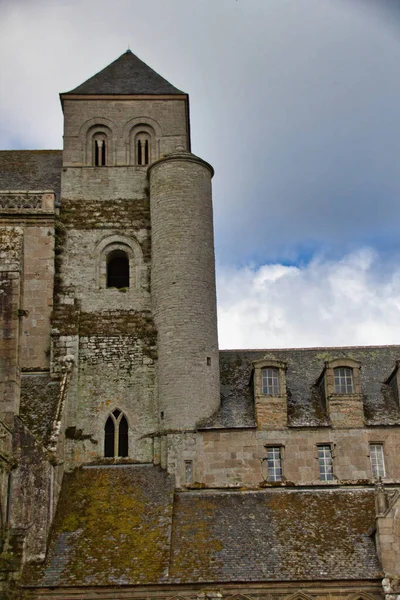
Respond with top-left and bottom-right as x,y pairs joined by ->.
106,250 -> 129,289
104,409 -> 129,458
92,132 -> 107,166
135,132 -> 151,166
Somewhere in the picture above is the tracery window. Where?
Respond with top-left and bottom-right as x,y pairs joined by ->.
106,250 -> 129,289
334,367 -> 354,394
104,409 -> 128,458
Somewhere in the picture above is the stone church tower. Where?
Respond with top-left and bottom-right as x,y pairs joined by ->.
56,49 -> 220,478
1,50 -> 400,599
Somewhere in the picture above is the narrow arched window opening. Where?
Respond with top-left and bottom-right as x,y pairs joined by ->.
93,133 -> 107,166
136,133 -> 151,166
104,416 -> 115,458
107,250 -> 129,289
104,409 -> 129,458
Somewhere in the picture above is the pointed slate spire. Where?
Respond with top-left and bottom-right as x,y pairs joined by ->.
64,50 -> 185,95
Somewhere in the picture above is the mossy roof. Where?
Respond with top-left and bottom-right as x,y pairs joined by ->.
205,345 -> 400,429
170,488 -> 381,583
64,50 -> 184,96
25,472 -> 381,588
27,465 -> 175,587
0,150 -> 62,199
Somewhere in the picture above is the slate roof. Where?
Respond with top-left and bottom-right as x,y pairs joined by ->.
0,150 -> 62,200
64,50 -> 185,96
25,465 -> 175,587
20,374 -> 60,446
24,466 -> 381,587
201,345 -> 400,429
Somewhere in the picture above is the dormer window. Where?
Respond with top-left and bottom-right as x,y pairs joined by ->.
262,368 -> 280,395
93,133 -> 107,166
334,367 -> 354,394
136,132 -> 151,166
321,358 -> 362,397
253,358 -> 288,429
317,358 -> 363,427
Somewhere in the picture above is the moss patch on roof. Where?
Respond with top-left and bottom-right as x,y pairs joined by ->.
31,465 -> 174,587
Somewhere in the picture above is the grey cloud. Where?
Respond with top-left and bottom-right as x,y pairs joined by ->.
1,0 -> 399,268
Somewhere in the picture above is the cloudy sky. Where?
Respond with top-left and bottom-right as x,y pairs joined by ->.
1,0 -> 400,349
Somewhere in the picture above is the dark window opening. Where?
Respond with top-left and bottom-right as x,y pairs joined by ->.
137,136 -> 150,166
94,138 -> 107,166
107,250 -> 129,289
104,416 -> 115,458
118,415 -> 129,457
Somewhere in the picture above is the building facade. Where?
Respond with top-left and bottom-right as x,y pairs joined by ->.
0,50 -> 399,600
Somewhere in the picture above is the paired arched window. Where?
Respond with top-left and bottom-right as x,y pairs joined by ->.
106,250 -> 129,289
92,132 -> 107,166
104,409 -> 128,458
135,131 -> 151,166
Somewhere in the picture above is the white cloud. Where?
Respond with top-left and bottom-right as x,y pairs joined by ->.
217,249 -> 400,349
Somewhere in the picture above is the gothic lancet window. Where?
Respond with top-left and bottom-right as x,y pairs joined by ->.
104,409 -> 129,458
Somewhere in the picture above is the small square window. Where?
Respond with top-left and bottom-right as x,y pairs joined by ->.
262,368 -> 280,395
265,446 -> 283,481
370,444 -> 385,479
318,445 -> 334,481
334,367 -> 354,394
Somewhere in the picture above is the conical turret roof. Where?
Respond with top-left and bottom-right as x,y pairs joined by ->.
64,50 -> 185,95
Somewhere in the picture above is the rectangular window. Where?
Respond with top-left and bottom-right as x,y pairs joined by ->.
370,444 -> 385,479
334,367 -> 354,394
262,368 -> 280,395
265,446 -> 283,481
185,460 -> 193,484
318,445 -> 334,481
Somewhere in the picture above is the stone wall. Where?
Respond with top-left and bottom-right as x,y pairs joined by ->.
62,98 -> 189,167
195,427 -> 400,488
10,418 -> 54,562
21,582 -> 384,600
0,226 -> 23,427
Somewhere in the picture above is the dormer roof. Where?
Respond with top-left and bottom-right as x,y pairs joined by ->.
62,50 -> 185,96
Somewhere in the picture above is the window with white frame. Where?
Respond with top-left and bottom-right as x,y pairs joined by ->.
334,367 -> 354,394
370,443 -> 386,479
262,368 -> 280,395
265,446 -> 283,481
318,445 -> 334,480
